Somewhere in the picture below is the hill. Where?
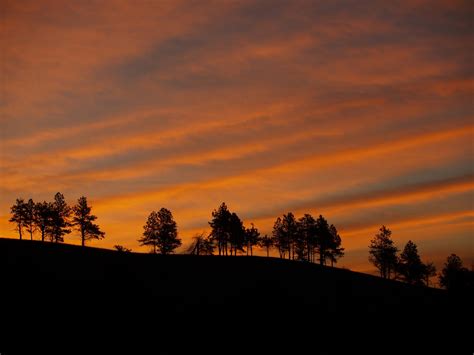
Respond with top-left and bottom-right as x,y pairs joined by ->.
0,238 -> 471,354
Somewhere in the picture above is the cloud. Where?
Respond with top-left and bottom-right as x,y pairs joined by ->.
1,0 -> 472,271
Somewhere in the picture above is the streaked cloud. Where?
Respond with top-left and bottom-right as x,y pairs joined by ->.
1,0 -> 472,272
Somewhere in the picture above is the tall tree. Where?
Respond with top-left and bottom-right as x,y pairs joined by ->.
315,215 -> 332,265
297,214 -> 317,262
72,196 -> 105,247
368,225 -> 398,279
24,199 -> 36,240
49,192 -> 71,243
272,217 -> 287,259
244,223 -> 260,256
138,208 -> 181,254
398,240 -> 425,285
9,198 -> 27,240
209,203 -> 231,256
229,212 -> 245,256
258,234 -> 273,257
282,213 -> 298,260
34,201 -> 53,242
327,224 -> 344,267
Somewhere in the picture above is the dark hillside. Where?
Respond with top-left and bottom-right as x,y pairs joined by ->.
0,238 -> 470,354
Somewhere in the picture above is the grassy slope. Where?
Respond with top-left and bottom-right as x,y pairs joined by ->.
0,238 -> 470,354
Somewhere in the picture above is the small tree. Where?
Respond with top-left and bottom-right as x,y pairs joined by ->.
72,196 -> 105,247
114,245 -> 132,253
297,214 -> 317,262
138,208 -> 181,255
258,234 -> 273,257
48,192 -> 71,243
368,225 -> 398,279
34,201 -> 53,242
244,223 -> 260,256
187,233 -> 214,255
9,198 -> 27,240
398,240 -> 425,285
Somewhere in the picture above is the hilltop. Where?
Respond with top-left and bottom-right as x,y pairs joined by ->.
0,238 -> 470,354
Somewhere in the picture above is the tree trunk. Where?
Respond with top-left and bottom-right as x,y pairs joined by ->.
30,231 -> 33,241
81,229 -> 85,247
266,247 -> 269,257
41,229 -> 45,242
19,224 -> 22,240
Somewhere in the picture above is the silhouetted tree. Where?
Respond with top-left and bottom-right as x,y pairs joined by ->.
423,262 -> 437,287
368,225 -> 398,279
72,196 -> 105,247
439,254 -> 474,292
9,198 -> 27,240
34,201 -> 53,242
327,224 -> 344,267
258,234 -> 273,257
315,215 -> 332,265
114,245 -> 132,253
24,199 -> 36,240
138,208 -> 181,254
272,217 -> 286,258
398,240 -> 425,285
187,232 -> 214,255
209,203 -> 231,256
297,214 -> 317,262
244,223 -> 260,256
229,212 -> 245,256
49,192 -> 71,243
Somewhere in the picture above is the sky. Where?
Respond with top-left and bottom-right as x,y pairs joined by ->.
1,0 -> 473,274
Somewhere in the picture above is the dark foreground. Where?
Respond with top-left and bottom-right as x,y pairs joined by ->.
0,238 -> 471,354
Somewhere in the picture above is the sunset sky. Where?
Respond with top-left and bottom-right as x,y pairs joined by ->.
1,0 -> 472,273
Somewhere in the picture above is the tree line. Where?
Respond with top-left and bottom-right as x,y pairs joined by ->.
9,193 -> 105,246
9,197 -> 472,291
185,202 -> 344,266
368,225 -> 473,291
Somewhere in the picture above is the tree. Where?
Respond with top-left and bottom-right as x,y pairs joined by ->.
315,215 -> 332,266
138,208 -> 181,254
244,223 -> 260,256
326,224 -> 344,267
258,234 -> 273,257
297,214 -> 317,262
209,203 -> 231,256
34,201 -> 53,242
187,232 -> 214,255
24,199 -> 36,240
49,192 -> 71,243
72,196 -> 105,247
114,245 -> 132,253
398,240 -> 425,285
9,198 -> 27,240
368,225 -> 398,279
272,217 -> 287,259
423,262 -> 437,287
439,254 -> 474,292
228,212 -> 245,256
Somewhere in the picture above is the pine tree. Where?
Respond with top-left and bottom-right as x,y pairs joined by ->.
24,199 -> 36,240
72,196 -> 105,247
258,234 -> 273,257
9,198 -> 27,240
398,240 -> 425,285
244,223 -> 260,256
34,201 -> 53,242
49,192 -> 71,243
368,225 -> 398,279
138,208 -> 181,254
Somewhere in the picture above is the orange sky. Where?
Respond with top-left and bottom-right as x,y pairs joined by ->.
1,0 -> 472,275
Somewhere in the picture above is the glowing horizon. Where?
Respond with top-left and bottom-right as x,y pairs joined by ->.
1,0 -> 473,274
